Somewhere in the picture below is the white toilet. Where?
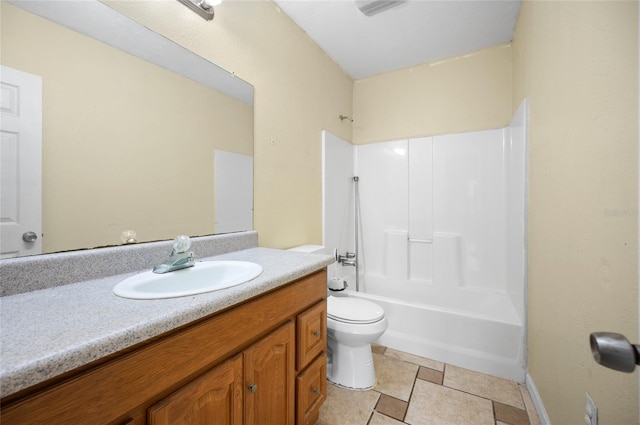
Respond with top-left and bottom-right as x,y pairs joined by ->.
326,295 -> 387,389
286,245 -> 388,389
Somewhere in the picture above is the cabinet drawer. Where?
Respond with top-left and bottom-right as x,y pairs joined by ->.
296,301 -> 326,371
296,354 -> 326,425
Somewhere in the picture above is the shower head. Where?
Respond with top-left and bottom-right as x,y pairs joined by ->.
353,176 -> 359,182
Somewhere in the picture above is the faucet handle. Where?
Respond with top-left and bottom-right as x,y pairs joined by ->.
172,235 -> 191,254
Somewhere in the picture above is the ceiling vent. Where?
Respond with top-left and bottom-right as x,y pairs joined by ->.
356,0 -> 406,17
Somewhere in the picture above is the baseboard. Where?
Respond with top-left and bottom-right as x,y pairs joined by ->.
526,373 -> 552,425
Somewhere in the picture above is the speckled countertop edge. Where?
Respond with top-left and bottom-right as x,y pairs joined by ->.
0,247 -> 333,397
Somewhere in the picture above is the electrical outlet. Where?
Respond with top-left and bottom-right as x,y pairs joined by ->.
585,392 -> 598,425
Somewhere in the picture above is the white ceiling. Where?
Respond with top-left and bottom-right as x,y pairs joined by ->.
273,0 -> 521,79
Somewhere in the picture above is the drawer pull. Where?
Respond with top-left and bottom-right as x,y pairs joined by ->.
248,383 -> 258,393
312,387 -> 320,395
312,330 -> 320,338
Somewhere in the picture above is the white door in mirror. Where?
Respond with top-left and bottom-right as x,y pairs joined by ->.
0,66 -> 42,259
113,261 -> 263,299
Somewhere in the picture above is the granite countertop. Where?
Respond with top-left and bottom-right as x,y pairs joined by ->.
0,247 -> 333,397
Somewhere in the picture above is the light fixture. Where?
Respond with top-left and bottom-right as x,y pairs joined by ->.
177,0 -> 221,21
356,0 -> 406,17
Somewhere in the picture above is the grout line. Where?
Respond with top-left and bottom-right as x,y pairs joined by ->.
444,385 -> 527,412
366,390 -> 382,425
516,383 -> 526,412
401,363 -> 419,422
365,409 -> 374,425
492,400 -> 498,425
518,384 -> 537,425
373,392 -> 382,411
374,410 -> 408,424
440,364 -> 526,412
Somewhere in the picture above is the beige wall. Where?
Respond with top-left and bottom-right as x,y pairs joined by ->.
106,0 -> 354,249
353,44 -> 512,144
2,3 -> 253,253
513,1 -> 638,424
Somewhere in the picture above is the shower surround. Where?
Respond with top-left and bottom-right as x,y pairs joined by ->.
323,101 -> 528,381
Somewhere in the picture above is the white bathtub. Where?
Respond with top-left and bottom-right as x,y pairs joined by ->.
335,275 -> 526,382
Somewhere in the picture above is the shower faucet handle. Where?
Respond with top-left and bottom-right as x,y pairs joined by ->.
335,251 -> 357,267
335,251 -> 355,260
336,251 -> 357,266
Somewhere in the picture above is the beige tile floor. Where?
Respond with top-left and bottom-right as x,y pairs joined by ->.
318,345 -> 541,425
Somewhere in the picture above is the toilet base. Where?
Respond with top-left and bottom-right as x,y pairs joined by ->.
327,339 -> 377,389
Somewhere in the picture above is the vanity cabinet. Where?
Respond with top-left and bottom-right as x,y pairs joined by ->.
0,270 -> 327,425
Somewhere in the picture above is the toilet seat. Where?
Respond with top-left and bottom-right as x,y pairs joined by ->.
327,296 -> 385,324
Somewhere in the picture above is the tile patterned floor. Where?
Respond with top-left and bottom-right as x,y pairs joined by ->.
318,345 -> 541,425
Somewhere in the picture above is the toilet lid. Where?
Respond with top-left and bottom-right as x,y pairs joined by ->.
327,296 -> 385,324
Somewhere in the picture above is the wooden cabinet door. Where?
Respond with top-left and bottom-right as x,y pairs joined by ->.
147,355 -> 243,425
244,322 -> 295,425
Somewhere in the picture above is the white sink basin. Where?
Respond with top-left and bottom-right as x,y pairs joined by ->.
113,261 -> 263,299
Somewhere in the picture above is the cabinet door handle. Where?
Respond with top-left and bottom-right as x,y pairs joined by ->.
248,383 -> 258,393
312,330 -> 320,337
312,387 -> 320,395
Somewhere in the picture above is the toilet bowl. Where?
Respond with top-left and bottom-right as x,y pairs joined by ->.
326,295 -> 388,389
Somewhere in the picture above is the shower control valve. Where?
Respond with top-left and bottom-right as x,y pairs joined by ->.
337,253 -> 357,267
336,252 -> 355,261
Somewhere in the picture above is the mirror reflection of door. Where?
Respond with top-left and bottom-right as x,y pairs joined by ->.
0,65 -> 42,258
214,150 -> 254,234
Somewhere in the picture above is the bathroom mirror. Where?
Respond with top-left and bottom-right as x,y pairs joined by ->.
1,0 -> 254,258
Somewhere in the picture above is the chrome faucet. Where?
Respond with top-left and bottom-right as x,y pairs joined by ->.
337,251 -> 357,267
153,235 -> 196,274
